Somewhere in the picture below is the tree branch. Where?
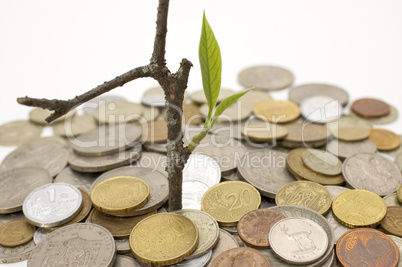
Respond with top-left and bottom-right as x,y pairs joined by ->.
17,65 -> 151,123
151,0 -> 169,66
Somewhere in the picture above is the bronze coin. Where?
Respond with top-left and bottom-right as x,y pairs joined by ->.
351,98 -> 390,118
210,247 -> 270,267
381,206 -> 402,238
237,209 -> 286,248
368,128 -> 401,151
336,228 -> 399,267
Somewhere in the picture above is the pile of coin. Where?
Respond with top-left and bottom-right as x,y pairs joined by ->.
0,64 -> 402,266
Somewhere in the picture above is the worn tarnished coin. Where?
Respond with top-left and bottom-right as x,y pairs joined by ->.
52,114 -> 97,137
253,99 -> 300,123
91,176 -> 150,216
288,83 -> 349,106
192,133 -> 243,175
54,166 -> 100,194
94,100 -> 143,124
237,209 -> 285,248
71,123 -> 142,156
270,205 -> 334,267
114,255 -> 142,267
336,228 -> 399,267
88,208 -> 156,239
189,88 -> 234,105
183,153 -> 221,187
388,235 -> 402,267
0,212 -> 25,227
115,238 -> 131,254
175,209 -> 219,260
201,181 -> 261,226
331,127 -> 370,141
369,128 -> 401,151
0,140 -> 68,177
241,122 -> 288,142
383,193 -> 402,207
46,188 -> 92,231
68,144 -> 141,173
210,247 -> 270,267
209,229 -> 240,264
93,166 -> 169,216
269,217 -> 328,265
275,180 -> 332,215
395,153 -> 402,172
237,149 -> 296,198
332,189 -> 387,228
0,239 -> 36,263
0,167 -> 52,214
238,89 -> 272,107
144,142 -> 167,153
0,120 -> 42,146
327,114 -> 373,132
142,120 -> 168,144
182,180 -> 209,210
398,185 -> 402,203
342,152 -> 401,196
33,228 -> 51,245
238,65 -> 294,91
302,149 -> 342,176
326,139 -> 377,159
286,148 -> 345,185
29,107 -> 71,125
381,206 -> 402,237
324,186 -> 350,243
351,98 -> 390,118
129,213 -> 199,265
136,151 -> 167,177
281,120 -> 330,148
28,223 -> 116,266
300,96 -> 342,123
23,182 -> 83,228
0,221 -> 35,248
221,171 -> 242,182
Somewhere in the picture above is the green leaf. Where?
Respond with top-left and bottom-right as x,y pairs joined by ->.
199,11 -> 222,120
211,88 -> 253,127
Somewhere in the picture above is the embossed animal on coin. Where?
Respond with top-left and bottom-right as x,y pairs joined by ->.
279,224 -> 316,254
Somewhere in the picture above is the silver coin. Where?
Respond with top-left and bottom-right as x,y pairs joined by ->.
0,167 -> 52,214
182,180 -> 209,210
135,151 -> 167,177
300,96 -> 343,124
302,149 -> 342,176
388,235 -> 402,267
141,94 -> 165,107
183,153 -> 221,187
221,226 -> 238,234
82,94 -> 128,115
113,255 -> 142,267
27,223 -> 116,266
326,139 -> 377,159
92,166 -> 168,216
54,166 -> 100,194
383,193 -> 402,207
52,114 -> 98,137
270,205 -> 334,267
33,228 -> 51,245
324,185 -> 350,200
269,217 -> 328,265
71,123 -> 142,157
115,238 -> 131,255
288,83 -> 349,106
0,211 -> 25,227
0,120 -> 42,147
168,250 -> 211,267
0,239 -> 36,263
209,229 -> 239,264
193,133 -> 243,175
175,209 -> 219,260
238,65 -> 294,91
199,101 -> 252,123
325,210 -> 350,245
326,114 -> 373,135
93,101 -> 144,124
238,149 -> 296,198
23,182 -> 83,228
0,140 -> 68,177
143,142 -> 167,154
68,143 -> 141,173
342,152 -> 402,196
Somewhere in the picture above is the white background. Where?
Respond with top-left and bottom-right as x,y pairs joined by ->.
1,0 -> 402,265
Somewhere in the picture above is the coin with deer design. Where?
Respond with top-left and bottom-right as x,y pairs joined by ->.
269,217 -> 328,265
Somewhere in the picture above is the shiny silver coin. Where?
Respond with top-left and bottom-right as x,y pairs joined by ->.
238,65 -> 294,91
82,94 -> 127,115
288,83 -> 349,106
183,153 -> 221,188
23,182 -> 83,228
33,228 -> 51,245
300,96 -> 343,124
182,180 -> 209,210
27,223 -> 116,267
0,240 -> 36,263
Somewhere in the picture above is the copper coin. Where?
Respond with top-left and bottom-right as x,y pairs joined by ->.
336,228 -> 399,267
210,247 -> 270,267
368,128 -> 401,151
381,206 -> 402,238
351,98 -> 390,118
237,209 -> 285,248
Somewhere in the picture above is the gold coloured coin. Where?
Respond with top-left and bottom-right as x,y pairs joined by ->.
369,128 -> 401,151
129,213 -> 199,265
0,221 -> 35,248
398,185 -> 402,204
253,99 -> 300,123
241,122 -> 288,142
91,176 -> 150,216
275,180 -> 332,215
201,181 -> 261,227
332,189 -> 387,228
331,127 -> 369,141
